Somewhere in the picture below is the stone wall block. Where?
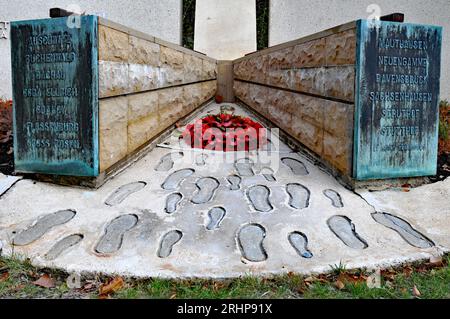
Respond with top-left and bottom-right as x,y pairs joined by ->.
323,132 -> 352,175
99,97 -> 129,171
322,66 -> 355,101
203,60 -> 218,80
128,64 -> 160,92
99,25 -> 129,62
129,36 -> 161,66
323,101 -> 354,137
292,38 -> 326,68
128,91 -> 159,123
127,114 -> 160,154
99,61 -> 130,98
184,55 -> 204,83
290,115 -> 324,155
326,29 -> 357,66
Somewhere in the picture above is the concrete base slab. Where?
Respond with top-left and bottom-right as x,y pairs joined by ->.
0,102 -> 448,279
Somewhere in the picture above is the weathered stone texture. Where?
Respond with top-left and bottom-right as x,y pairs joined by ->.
290,115 -> 324,156
184,83 -> 204,113
128,91 -> 159,123
99,97 -> 128,172
323,101 -> 354,137
99,25 -> 129,62
233,28 -> 356,103
203,60 -> 218,80
161,46 -> 184,68
326,29 -> 356,66
322,66 -> 355,101
159,87 -> 185,128
128,63 -> 160,93
99,61 -> 130,98
323,132 -> 352,175
128,36 -> 160,66
201,80 -> 217,101
128,114 -> 160,154
292,38 -> 326,68
184,55 -> 204,83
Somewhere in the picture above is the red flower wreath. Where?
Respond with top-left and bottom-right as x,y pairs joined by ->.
180,113 -> 266,152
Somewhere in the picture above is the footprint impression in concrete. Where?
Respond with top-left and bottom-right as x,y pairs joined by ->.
261,167 -> 276,182
191,177 -> 220,204
105,182 -> 147,206
371,212 -> 435,248
161,169 -> 195,190
247,185 -> 273,212
227,175 -> 242,190
158,230 -> 183,258
45,234 -> 84,260
206,207 -> 226,230
288,232 -> 313,258
327,215 -> 368,249
165,193 -> 183,214
95,214 -> 139,254
281,158 -> 309,176
237,224 -> 268,262
323,189 -> 344,208
235,158 -> 255,177
155,152 -> 184,171
13,210 -> 77,246
286,183 -> 310,210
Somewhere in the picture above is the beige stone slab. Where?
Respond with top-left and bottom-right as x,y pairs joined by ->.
128,36 -> 161,66
292,38 -> 326,68
234,21 -> 356,63
326,29 -> 357,66
128,91 -> 159,123
99,25 -> 129,63
127,114 -> 160,154
99,61 -> 130,98
203,60 -> 218,80
128,63 -> 161,93
159,87 -> 185,128
183,83 -> 204,113
322,66 -> 355,102
290,114 -> 324,156
184,55 -> 204,83
323,101 -> 354,137
292,94 -> 325,127
161,46 -> 184,68
323,131 -> 353,175
99,97 -> 129,172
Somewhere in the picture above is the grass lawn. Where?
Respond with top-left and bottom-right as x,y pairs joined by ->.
0,254 -> 448,299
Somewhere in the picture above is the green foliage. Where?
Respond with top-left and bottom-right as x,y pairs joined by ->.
1,254 -> 449,299
439,100 -> 449,141
182,0 -> 196,50
256,0 -> 269,50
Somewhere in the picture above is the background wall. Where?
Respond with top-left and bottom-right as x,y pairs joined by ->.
0,0 -> 182,99
194,0 -> 257,60
269,0 -> 450,100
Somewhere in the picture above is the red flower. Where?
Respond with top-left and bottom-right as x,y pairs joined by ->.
180,113 -> 267,152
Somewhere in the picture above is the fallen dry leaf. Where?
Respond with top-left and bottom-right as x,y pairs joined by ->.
99,277 -> 124,296
33,274 -> 55,288
403,266 -> 413,277
170,293 -> 177,299
412,285 -> 421,297
429,256 -> 443,266
304,276 -> 316,283
335,280 -> 345,290
0,272 -> 9,282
